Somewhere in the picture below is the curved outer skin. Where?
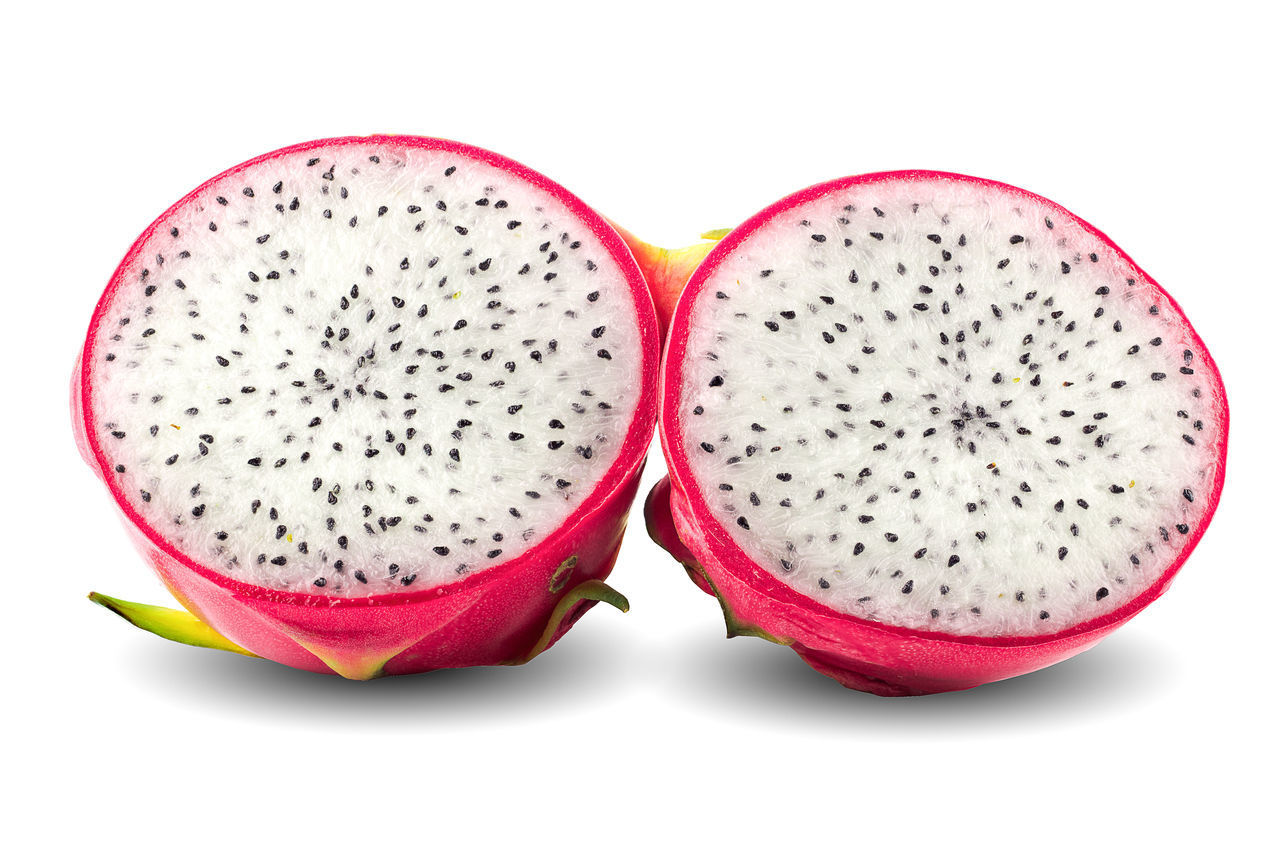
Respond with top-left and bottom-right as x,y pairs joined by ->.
651,171 -> 1230,696
75,135 -> 661,679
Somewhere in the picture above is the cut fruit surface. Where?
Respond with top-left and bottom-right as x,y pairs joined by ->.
77,135 -> 659,676
654,171 -> 1227,692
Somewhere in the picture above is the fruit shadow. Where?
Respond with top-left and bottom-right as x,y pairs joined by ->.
657,629 -> 1177,731
131,624 -> 1173,732
131,629 -> 632,726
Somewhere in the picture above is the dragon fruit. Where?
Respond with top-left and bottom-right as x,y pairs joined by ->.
75,135 -> 659,679
641,171 -> 1228,695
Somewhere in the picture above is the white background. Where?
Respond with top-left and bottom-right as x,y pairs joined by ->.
4,2 -> 1275,852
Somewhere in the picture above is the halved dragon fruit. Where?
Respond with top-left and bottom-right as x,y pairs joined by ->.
75,135 -> 659,679
644,171 -> 1228,695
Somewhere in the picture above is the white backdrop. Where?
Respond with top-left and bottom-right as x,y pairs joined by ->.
4,2 -> 1273,852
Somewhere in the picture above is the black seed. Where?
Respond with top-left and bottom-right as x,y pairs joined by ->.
1058,547 -> 1068,560
736,516 -> 750,530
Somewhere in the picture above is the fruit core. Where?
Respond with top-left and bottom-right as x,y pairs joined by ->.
674,174 -> 1225,636
85,139 -> 645,595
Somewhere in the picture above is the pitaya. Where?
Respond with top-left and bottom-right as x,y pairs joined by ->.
75,135 -> 659,679
640,171 -> 1228,695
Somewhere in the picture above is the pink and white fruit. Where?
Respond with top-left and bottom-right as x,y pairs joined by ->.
645,171 -> 1228,695
75,135 -> 659,679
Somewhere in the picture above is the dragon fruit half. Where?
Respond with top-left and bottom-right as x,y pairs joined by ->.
641,171 -> 1228,695
75,135 -> 659,679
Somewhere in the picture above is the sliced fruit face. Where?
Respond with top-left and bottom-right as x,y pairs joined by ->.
666,172 -> 1226,637
83,137 -> 654,596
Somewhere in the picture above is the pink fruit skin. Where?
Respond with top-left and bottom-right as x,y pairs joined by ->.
651,170 -> 1230,696
75,135 -> 661,678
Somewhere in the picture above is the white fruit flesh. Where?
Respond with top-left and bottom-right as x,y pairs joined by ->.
88,141 -> 643,595
678,176 -> 1224,636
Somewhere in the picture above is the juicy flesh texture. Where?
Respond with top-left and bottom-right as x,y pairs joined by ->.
677,175 -> 1224,637
87,141 -> 643,595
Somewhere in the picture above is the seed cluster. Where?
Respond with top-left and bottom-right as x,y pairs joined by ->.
679,178 -> 1224,636
90,143 -> 642,594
